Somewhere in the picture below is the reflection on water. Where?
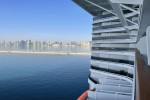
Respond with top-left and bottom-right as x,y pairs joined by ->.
0,45 -> 90,53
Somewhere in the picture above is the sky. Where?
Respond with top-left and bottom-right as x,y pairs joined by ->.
0,0 -> 92,42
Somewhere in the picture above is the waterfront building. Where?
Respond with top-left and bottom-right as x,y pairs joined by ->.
59,42 -> 63,46
42,41 -> 47,46
2,41 -> 6,46
26,40 -> 32,46
15,41 -> 19,46
32,41 -> 37,47
52,43 -> 60,47
14,41 -> 19,49
7,41 -> 13,46
73,0 -> 150,100
20,40 -> 26,46
71,42 -> 77,46
80,41 -> 90,47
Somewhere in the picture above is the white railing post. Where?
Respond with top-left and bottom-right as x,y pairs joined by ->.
146,26 -> 150,66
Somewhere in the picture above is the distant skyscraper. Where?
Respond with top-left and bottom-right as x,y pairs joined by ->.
26,40 -> 32,46
20,40 -> 26,46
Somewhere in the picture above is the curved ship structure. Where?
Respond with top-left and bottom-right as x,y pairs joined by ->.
73,0 -> 150,100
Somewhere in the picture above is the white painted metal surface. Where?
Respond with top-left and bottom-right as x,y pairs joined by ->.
110,0 -> 143,4
146,26 -> 150,66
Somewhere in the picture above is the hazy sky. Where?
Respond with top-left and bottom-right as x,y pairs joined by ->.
0,0 -> 92,41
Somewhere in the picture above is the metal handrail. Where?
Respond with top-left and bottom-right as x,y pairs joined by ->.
135,50 -> 150,100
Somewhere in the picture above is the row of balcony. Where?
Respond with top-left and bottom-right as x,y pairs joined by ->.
91,65 -> 133,78
92,26 -> 138,34
91,56 -> 134,65
91,38 -> 137,44
93,23 -> 123,30
93,12 -> 138,24
87,67 -> 134,100
90,59 -> 134,72
93,21 -> 138,31
92,47 -> 135,51
93,13 -> 114,20
86,50 -> 150,100
91,10 -> 136,100
92,35 -> 135,40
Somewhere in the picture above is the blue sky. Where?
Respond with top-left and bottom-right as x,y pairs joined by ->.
0,0 -> 92,41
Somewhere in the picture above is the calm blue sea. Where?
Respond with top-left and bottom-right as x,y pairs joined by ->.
0,54 -> 90,100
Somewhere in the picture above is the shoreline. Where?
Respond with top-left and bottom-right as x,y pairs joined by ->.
0,50 -> 90,56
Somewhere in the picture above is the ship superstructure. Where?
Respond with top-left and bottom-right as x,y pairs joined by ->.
73,0 -> 150,100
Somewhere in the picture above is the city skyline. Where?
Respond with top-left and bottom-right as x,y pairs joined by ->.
0,0 -> 92,41
0,39 -> 91,43
0,40 -> 90,47
0,39 -> 90,54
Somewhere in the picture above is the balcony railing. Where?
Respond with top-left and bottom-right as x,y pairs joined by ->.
93,13 -> 114,20
93,23 -> 123,30
92,47 -> 135,51
92,35 -> 135,40
91,65 -> 133,78
77,49 -> 150,100
93,11 -> 133,21
93,31 -> 127,35
91,56 -> 134,65
93,21 -> 136,31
